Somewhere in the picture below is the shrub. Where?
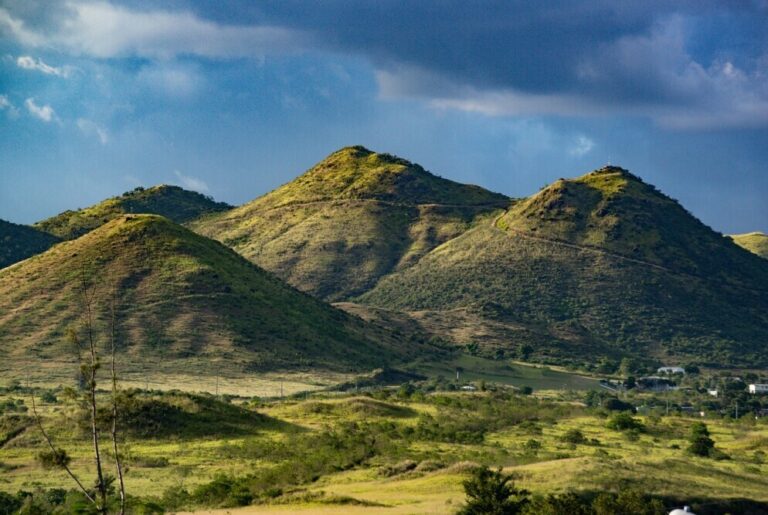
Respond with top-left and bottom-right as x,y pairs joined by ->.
36,448 -> 71,469
606,412 -> 644,432
459,466 -> 529,515
561,429 -> 587,445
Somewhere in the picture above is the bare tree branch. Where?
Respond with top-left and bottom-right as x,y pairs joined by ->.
29,390 -> 97,506
79,268 -> 107,513
110,281 -> 126,515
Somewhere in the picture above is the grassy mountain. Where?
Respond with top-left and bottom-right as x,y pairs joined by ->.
0,219 -> 60,269
358,167 -> 768,367
192,146 -> 510,300
35,185 -> 232,240
0,215 -> 428,373
731,232 -> 768,259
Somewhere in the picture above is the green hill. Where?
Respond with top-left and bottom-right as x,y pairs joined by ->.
192,146 -> 510,300
358,167 -> 768,368
0,215 -> 427,373
731,232 -> 768,259
35,184 -> 232,240
0,219 -> 60,269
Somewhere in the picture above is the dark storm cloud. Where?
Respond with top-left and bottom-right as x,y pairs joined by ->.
3,1 -> 766,127
255,0 -> 768,128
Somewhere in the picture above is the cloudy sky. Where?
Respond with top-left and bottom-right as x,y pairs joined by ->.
1,0 -> 766,233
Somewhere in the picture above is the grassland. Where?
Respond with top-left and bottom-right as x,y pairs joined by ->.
191,147 -> 510,300
2,379 -> 767,515
0,214 -> 429,374
731,232 -> 768,259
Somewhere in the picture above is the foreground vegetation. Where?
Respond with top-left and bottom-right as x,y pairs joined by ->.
2,374 -> 767,514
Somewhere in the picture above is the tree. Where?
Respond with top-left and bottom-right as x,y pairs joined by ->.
459,466 -> 529,515
30,270 -> 127,514
687,422 -> 715,457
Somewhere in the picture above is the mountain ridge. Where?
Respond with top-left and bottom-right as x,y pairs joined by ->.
0,214 -> 429,373
35,184 -> 232,240
191,146 -> 512,300
358,165 -> 768,368
0,219 -> 60,269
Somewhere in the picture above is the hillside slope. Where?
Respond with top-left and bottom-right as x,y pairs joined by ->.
359,167 -> 768,367
35,185 -> 232,240
192,146 -> 510,300
731,232 -> 768,259
0,219 -> 60,269
0,215 -> 428,373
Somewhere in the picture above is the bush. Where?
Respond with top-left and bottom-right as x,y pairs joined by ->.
561,429 -> 587,445
606,412 -> 644,432
36,448 -> 71,469
459,466 -> 529,515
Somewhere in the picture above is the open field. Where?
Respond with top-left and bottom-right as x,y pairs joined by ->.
2,378 -> 767,514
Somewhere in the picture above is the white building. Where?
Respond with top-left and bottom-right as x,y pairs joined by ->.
669,507 -> 695,515
707,389 -> 718,397
658,366 -> 685,375
748,384 -> 768,394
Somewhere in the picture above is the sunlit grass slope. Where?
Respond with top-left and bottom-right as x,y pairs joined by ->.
191,146 -> 510,300
360,167 -> 768,367
0,219 -> 60,269
731,232 -> 768,259
0,214 -> 428,374
35,184 -> 232,240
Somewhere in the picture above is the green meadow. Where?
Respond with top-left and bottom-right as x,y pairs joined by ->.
2,367 -> 767,514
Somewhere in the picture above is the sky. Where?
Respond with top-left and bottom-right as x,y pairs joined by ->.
0,0 -> 766,234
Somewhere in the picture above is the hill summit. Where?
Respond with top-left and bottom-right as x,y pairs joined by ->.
0,214 -> 423,373
360,165 -> 768,367
253,146 -> 510,209
35,184 -> 232,240
192,147 -> 511,300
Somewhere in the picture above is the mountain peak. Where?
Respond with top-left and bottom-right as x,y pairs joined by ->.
498,166 -> 760,276
256,147 -> 509,209
35,184 -> 231,240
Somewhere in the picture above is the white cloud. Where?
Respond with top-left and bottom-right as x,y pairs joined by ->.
76,118 -> 108,144
174,170 -> 209,193
0,2 -> 303,60
569,136 -> 595,157
24,97 -> 57,123
137,62 -> 203,99
16,55 -> 71,77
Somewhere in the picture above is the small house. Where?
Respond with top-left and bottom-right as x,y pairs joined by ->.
658,366 -> 685,375
748,384 -> 768,394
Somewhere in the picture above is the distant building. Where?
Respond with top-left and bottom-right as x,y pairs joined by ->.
658,366 -> 685,375
460,385 -> 477,391
748,384 -> 768,394
669,507 -> 695,515
637,376 -> 675,392
707,389 -> 718,397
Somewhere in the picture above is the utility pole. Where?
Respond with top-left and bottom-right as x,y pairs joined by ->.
215,369 -> 219,397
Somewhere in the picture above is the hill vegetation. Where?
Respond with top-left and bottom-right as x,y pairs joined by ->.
731,232 -> 768,259
35,185 -> 231,240
0,219 -> 59,269
192,146 -> 510,300
359,167 -> 768,367
0,214 -> 428,373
